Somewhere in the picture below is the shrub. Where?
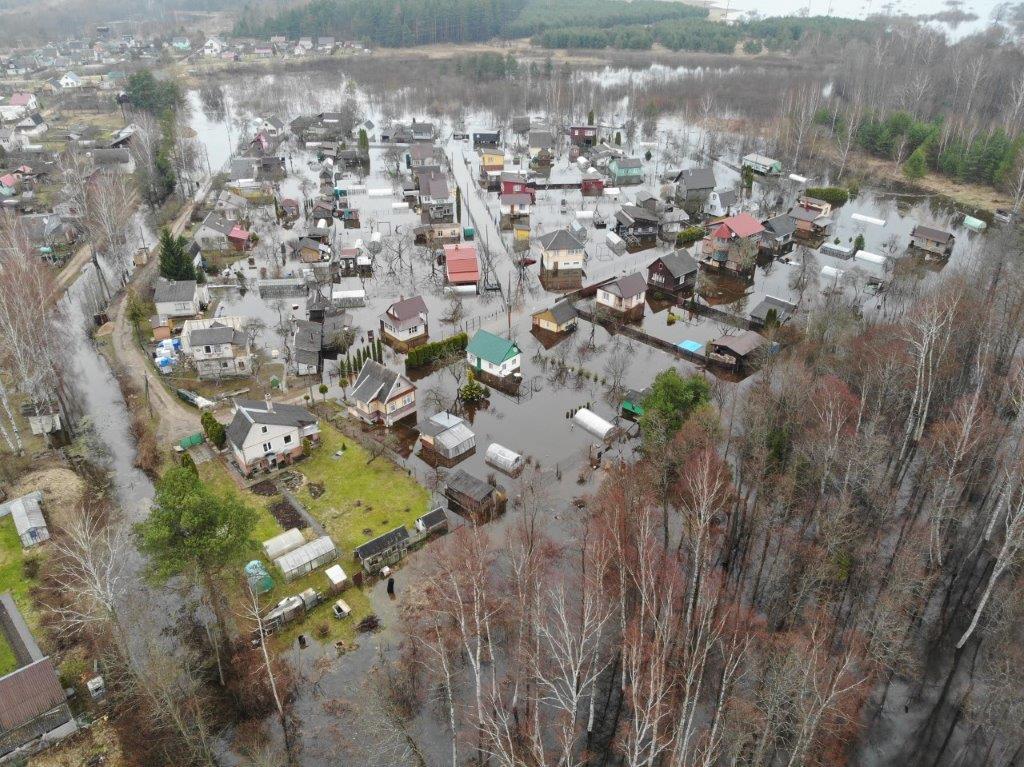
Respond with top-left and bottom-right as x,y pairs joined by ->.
406,332 -> 469,369
804,186 -> 849,206
201,411 -> 226,449
675,225 -> 706,247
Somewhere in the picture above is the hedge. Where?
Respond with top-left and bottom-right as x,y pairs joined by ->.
405,332 -> 469,369
676,225 -> 706,247
803,187 -> 849,206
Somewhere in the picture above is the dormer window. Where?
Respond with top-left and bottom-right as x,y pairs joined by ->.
261,425 -> 268,433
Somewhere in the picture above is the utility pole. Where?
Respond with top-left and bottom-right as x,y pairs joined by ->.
144,373 -> 153,419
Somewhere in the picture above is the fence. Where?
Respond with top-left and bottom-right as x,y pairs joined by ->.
576,306 -> 708,367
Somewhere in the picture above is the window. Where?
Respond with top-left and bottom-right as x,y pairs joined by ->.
262,442 -> 272,453
221,361 -> 228,368
261,425 -> 268,434
204,345 -> 212,353
283,434 -> 292,445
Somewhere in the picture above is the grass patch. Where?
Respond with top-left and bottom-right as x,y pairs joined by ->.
295,423 -> 430,553
194,457 -> 383,647
0,515 -> 44,669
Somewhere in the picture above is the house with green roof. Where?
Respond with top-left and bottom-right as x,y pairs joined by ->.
466,330 -> 522,381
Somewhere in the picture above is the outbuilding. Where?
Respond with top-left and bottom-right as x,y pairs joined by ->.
415,507 -> 449,536
354,526 -> 411,573
484,443 -> 524,476
444,469 -> 506,520
572,408 -> 619,442
0,491 -> 49,548
262,528 -> 306,560
910,225 -> 955,258
419,412 -> 476,461
274,535 -> 338,582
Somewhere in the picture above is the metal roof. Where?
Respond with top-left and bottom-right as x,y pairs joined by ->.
274,535 -> 336,574
354,526 -> 410,560
0,491 -> 46,538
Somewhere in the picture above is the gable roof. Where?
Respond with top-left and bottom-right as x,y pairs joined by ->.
616,205 -> 660,225
613,157 -> 643,170
675,166 -> 716,190
912,224 -> 953,243
467,330 -> 521,365
225,399 -> 317,448
189,322 -> 244,347
603,272 -> 647,299
750,296 -> 797,323
0,657 -> 67,731
538,229 -> 584,252
712,330 -> 767,356
652,249 -> 698,279
715,188 -> 738,207
385,295 -> 428,322
717,212 -> 764,239
445,469 -> 495,502
762,214 -> 796,237
529,130 -> 554,149
543,300 -> 578,325
354,525 -> 410,561
153,279 -> 197,304
201,212 -> 236,235
351,359 -> 413,405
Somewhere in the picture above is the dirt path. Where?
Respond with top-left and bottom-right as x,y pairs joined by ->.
106,200 -> 201,445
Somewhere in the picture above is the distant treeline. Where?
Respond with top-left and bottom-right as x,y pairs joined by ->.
819,108 -> 1023,187
536,16 -> 886,54
233,0 -> 706,46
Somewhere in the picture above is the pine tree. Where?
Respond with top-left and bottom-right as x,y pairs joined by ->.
903,145 -> 928,180
157,228 -> 195,281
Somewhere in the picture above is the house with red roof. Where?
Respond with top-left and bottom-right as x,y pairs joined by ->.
0,173 -> 18,197
228,224 -> 252,251
700,212 -> 764,279
444,243 -> 480,288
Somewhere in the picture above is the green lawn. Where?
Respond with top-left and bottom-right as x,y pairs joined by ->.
0,516 -> 43,673
296,423 -> 431,553
194,452 -> 402,648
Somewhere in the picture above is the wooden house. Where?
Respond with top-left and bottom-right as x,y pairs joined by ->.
614,205 -> 660,250
444,469 -> 506,521
910,225 -> 955,258
672,166 -> 715,213
647,249 -> 699,295
354,526 -> 410,573
608,157 -> 643,186
532,300 -> 578,334
444,243 -> 480,288
581,171 -> 605,196
348,359 -> 417,427
379,295 -> 429,350
706,330 -> 768,371
700,213 -> 764,279
596,272 -> 647,318
466,330 -> 522,382
570,125 -> 599,147
760,214 -> 796,256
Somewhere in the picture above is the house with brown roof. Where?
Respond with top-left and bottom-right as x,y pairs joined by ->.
349,360 -> 417,427
910,225 -> 955,258
597,272 -> 647,318
379,295 -> 429,350
706,330 -> 769,371
0,593 -> 75,757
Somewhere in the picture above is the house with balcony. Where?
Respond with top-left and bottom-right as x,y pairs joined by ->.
699,212 -> 764,280
614,205 -> 660,251
379,295 -> 429,350
349,359 -> 417,427
226,398 -> 320,476
181,318 -> 251,379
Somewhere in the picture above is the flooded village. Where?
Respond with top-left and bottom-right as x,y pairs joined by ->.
1,6 -> 1024,767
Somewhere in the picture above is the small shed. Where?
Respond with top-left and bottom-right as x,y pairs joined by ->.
324,564 -> 348,593
274,535 -> 338,582
444,469 -> 506,520
910,224 -> 955,258
415,507 -> 449,536
0,491 -> 49,548
706,331 -> 769,371
354,526 -> 410,573
419,412 -> 476,460
484,443 -> 524,476
572,408 -> 619,442
262,528 -> 305,561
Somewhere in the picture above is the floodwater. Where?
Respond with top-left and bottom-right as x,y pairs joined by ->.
180,60 -> 997,764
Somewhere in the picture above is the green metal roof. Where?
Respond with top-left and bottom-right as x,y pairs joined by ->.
467,330 -> 520,365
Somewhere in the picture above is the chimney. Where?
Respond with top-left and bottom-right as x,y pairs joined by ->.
265,394 -> 273,413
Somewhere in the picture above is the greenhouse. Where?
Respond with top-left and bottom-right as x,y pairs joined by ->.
572,408 -> 619,441
262,528 -> 305,561
484,443 -> 524,476
274,536 -> 338,582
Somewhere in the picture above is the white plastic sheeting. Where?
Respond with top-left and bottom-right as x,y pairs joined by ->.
572,408 -> 618,441
854,250 -> 887,266
274,535 -> 338,581
485,443 -> 524,475
852,213 -> 886,226
263,528 -> 305,560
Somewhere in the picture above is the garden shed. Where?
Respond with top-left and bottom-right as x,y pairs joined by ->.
419,412 -> 476,461
572,408 -> 619,442
444,469 -> 506,521
485,443 -> 524,476
262,528 -> 305,561
274,536 -> 338,582
354,526 -> 410,573
0,491 -> 49,548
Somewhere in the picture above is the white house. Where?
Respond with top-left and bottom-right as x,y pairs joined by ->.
203,38 -> 225,57
255,115 -> 285,138
0,128 -> 28,153
194,212 -> 236,250
58,72 -> 81,89
153,279 -> 205,320
706,188 -> 738,217
379,295 -> 428,349
597,272 -> 647,314
466,330 -> 522,381
348,359 -> 417,427
225,398 -> 320,476
0,92 -> 37,121
537,229 -> 586,272
180,317 -> 251,379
